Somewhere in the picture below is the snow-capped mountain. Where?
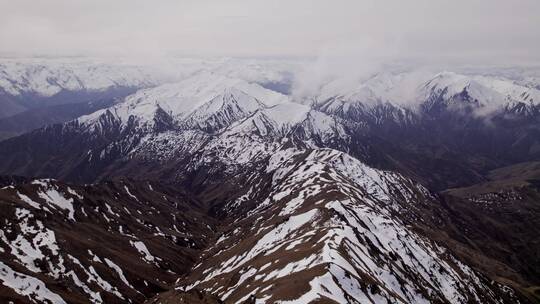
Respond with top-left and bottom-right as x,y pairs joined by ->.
1,63 -> 540,303
305,70 -> 540,120
418,71 -> 540,116
0,146 -> 533,303
0,60 -> 159,98
0,59 -> 163,139
169,148 -> 518,303
1,65 -> 540,186
0,57 -> 298,100
78,72 -> 289,133
0,57 -> 298,140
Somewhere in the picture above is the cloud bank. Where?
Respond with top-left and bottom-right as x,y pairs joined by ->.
1,0 -> 539,63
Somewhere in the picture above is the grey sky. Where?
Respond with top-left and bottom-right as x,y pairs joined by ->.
1,0 -> 539,63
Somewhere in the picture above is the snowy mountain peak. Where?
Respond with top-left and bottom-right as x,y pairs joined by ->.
302,69 -> 540,119
421,71 -> 540,112
79,72 -> 289,133
224,102 -> 345,142
0,59 -> 163,97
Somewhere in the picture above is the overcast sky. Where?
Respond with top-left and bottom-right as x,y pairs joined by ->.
1,0 -> 539,63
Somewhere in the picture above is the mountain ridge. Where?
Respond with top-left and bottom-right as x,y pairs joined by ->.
1,63 -> 540,303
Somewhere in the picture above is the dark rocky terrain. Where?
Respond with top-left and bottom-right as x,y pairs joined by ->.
0,98 -> 120,141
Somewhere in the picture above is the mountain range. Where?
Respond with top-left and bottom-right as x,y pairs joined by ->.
0,59 -> 539,303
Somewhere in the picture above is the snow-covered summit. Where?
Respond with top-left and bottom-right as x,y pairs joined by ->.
300,69 -> 540,117
224,101 -> 344,140
420,71 -> 540,114
3,57 -> 537,121
0,57 -> 298,99
78,72 -> 289,132
73,65 -> 540,142
0,59 -> 166,97
312,71 -> 429,107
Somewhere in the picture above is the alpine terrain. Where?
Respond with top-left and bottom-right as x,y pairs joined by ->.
0,59 -> 539,304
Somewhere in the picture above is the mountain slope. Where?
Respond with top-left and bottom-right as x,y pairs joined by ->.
152,148 -> 521,303
0,178 -> 215,303
0,98 -> 118,141
311,71 -> 540,190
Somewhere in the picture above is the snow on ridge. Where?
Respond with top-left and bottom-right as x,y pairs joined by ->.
225,101 -> 343,140
16,192 -> 43,210
78,71 -> 290,131
0,208 -> 64,276
2,57 -> 538,116
305,69 -> 539,116
422,71 -> 505,106
179,146 -> 512,303
36,185 -> 77,221
421,71 -> 540,112
0,56 -> 299,98
69,66 -> 540,140
123,185 -> 140,202
104,258 -> 134,290
0,60 -> 161,97
225,102 -> 309,136
130,240 -> 156,263
313,70 -> 433,107
0,261 -> 67,304
12,179 -> 81,221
